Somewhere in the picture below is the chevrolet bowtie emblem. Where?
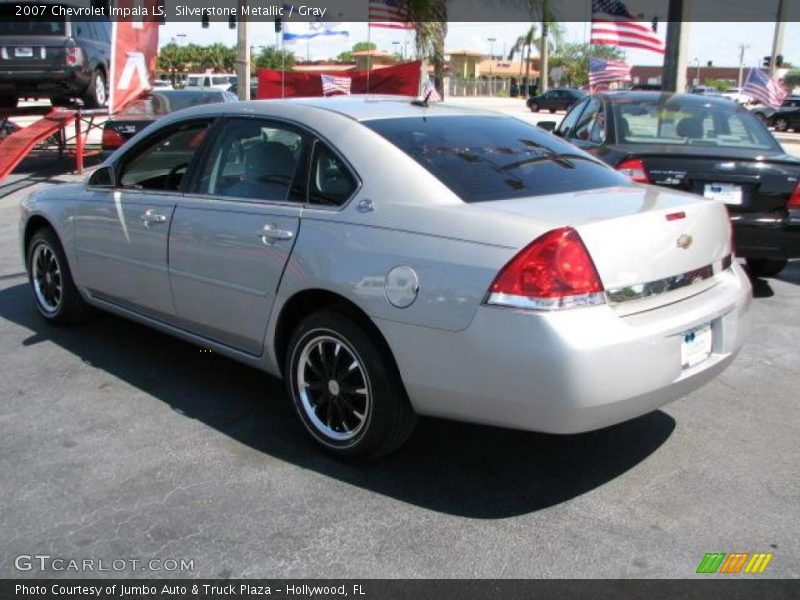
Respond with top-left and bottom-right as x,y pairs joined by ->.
677,234 -> 693,249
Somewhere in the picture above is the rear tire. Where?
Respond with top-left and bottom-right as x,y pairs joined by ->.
549,108 -> 557,114
26,227 -> 90,324
746,257 -> 788,278
285,309 -> 417,460
0,95 -> 18,109
83,69 -> 107,108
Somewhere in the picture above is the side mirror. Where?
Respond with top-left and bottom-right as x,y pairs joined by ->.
537,121 -> 557,132
87,165 -> 114,188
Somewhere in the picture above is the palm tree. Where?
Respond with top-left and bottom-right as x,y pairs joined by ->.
508,20 -> 562,97
407,0 -> 447,98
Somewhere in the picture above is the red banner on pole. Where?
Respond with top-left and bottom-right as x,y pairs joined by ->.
108,1 -> 159,114
256,61 -> 422,99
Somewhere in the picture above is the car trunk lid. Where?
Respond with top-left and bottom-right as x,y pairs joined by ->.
623,145 -> 800,214
470,185 -> 732,303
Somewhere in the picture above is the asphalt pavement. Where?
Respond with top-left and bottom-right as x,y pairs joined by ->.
0,104 -> 798,579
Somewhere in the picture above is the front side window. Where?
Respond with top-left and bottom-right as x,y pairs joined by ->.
119,121 -> 210,191
558,99 -> 589,137
571,98 -> 602,141
364,116 -> 628,203
198,118 -> 307,202
308,143 -> 357,207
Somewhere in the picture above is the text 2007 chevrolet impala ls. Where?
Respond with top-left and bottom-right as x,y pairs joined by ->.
19,97 -> 752,459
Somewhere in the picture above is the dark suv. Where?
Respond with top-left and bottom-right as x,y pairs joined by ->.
0,8 -> 110,108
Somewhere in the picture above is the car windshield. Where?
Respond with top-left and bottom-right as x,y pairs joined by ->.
0,6 -> 65,35
614,101 -> 778,150
158,90 -> 226,111
364,116 -> 629,203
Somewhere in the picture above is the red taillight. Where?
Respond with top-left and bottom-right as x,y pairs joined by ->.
487,227 -> 605,311
788,182 -> 800,209
65,46 -> 83,66
616,157 -> 650,183
101,127 -> 125,150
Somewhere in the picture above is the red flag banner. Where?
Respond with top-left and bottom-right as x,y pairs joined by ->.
256,61 -> 422,99
108,1 -> 159,114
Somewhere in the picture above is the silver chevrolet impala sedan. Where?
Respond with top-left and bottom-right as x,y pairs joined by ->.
19,97 -> 752,459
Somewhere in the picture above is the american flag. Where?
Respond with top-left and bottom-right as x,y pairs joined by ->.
321,74 -> 352,96
369,0 -> 413,30
588,57 -> 632,87
591,0 -> 665,55
742,69 -> 787,109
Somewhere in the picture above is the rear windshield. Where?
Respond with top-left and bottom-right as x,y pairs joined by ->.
615,100 -> 778,150
364,116 -> 628,203
0,6 -> 66,36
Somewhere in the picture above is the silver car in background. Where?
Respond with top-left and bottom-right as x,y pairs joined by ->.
19,97 -> 752,459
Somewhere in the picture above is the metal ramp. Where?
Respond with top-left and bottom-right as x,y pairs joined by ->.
0,106 -> 108,181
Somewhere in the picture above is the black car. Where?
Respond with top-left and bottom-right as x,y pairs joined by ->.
543,91 -> 800,277
526,88 -> 586,113
751,96 -> 800,126
0,6 -> 110,108
101,88 -> 239,150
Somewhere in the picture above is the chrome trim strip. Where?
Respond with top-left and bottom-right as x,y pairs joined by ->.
606,255 -> 733,305
486,291 -> 607,311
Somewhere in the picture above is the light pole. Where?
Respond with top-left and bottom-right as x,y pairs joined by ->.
694,58 -> 700,87
487,37 -> 496,96
176,33 -> 187,46
392,41 -> 400,60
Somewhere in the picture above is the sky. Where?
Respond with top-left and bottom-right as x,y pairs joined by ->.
159,21 -> 800,70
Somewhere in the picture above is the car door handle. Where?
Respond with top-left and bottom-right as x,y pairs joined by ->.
140,209 -> 167,226
259,223 -> 294,245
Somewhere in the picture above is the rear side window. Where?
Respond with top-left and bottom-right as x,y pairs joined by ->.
364,116 -> 628,203
308,143 -> 358,207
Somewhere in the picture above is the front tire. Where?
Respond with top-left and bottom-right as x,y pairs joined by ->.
774,117 -> 789,132
528,102 -> 539,113
26,227 -> 90,324
83,69 -> 107,108
746,257 -> 788,278
285,309 -> 417,460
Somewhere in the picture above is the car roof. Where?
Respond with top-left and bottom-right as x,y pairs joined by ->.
596,91 -> 742,108
158,95 -> 509,122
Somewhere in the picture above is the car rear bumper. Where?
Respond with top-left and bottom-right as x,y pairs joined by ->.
379,262 -> 752,434
0,68 -> 85,96
732,210 -> 800,259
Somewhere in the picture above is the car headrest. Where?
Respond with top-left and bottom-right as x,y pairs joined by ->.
619,116 -> 631,139
244,141 -> 296,182
676,117 -> 704,139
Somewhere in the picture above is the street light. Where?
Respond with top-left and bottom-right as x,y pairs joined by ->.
694,58 -> 700,87
392,41 -> 400,60
176,33 -> 187,46
487,37 -> 496,96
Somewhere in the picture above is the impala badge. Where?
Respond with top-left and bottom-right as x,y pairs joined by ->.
677,234 -> 693,249
716,162 -> 736,171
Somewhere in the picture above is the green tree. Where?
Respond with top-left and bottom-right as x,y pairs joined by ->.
337,41 -> 377,62
782,69 -> 800,91
253,46 -> 296,72
549,43 -> 623,87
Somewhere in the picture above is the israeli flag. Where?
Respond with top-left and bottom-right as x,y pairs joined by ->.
282,21 -> 349,42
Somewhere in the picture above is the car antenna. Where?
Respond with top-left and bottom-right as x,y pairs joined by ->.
412,90 -> 433,108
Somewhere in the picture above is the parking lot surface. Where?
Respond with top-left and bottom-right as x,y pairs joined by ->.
0,115 -> 798,579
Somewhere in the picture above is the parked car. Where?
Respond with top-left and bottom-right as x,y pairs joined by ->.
543,91 -> 800,276
101,88 -> 238,150
226,80 -> 260,99
749,96 -> 800,124
722,87 -> 749,104
0,6 -> 110,108
690,86 -> 723,97
21,97 -> 750,458
527,88 -> 586,113
152,79 -> 174,90
185,72 -> 237,90
767,106 -> 800,132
